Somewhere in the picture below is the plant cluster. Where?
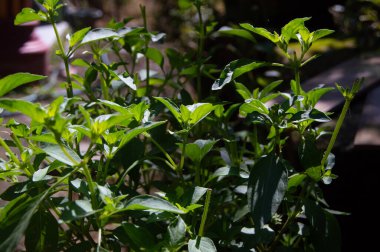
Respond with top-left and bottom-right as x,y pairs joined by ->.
0,0 -> 360,251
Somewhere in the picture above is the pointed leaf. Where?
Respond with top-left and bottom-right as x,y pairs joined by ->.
124,195 -> 185,214
14,8 -> 46,25
217,26 -> 256,42
0,99 -> 46,123
188,103 -> 215,126
43,145 -> 81,166
154,97 -> 182,124
311,29 -> 334,42
212,59 -> 269,90
145,47 -> 164,67
168,216 -> 186,249
240,23 -> 279,43
0,73 -> 46,97
118,121 -> 166,150
69,27 -> 91,48
304,200 -> 341,252
185,139 -> 217,164
60,200 -> 97,222
80,28 -> 118,45
247,154 -> 288,227
281,17 -> 311,43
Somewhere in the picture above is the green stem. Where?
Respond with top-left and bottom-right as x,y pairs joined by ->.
294,67 -> 301,96
196,4 -> 205,101
321,97 -> 352,168
198,189 -> 212,237
0,137 -> 21,166
179,133 -> 189,178
50,13 -> 73,98
140,5 -> 150,95
143,132 -> 177,170
102,157 -> 111,184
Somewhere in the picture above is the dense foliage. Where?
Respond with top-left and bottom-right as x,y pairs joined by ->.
0,0 -> 360,251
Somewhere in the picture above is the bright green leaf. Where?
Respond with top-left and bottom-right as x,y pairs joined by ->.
145,47 -> 164,67
43,145 -> 81,166
0,99 -> 46,123
154,97 -> 182,124
0,73 -> 46,97
69,27 -> 91,48
217,26 -> 256,42
14,8 -> 47,25
281,17 -> 311,44
240,23 -> 279,43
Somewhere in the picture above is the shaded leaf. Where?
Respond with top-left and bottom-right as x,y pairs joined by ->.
124,195 -> 185,214
217,26 -> 256,42
60,200 -> 97,222
154,97 -> 182,124
247,154 -> 288,227
168,216 -> 186,249
304,200 -> 341,252
145,47 -> 164,67
185,139 -> 217,164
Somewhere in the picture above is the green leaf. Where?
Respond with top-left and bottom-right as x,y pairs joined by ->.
187,103 -> 215,127
60,200 -> 97,222
185,139 -> 217,164
291,109 -> 331,123
109,71 -> 137,90
241,98 -> 269,115
124,195 -> 185,214
168,216 -> 186,249
311,29 -> 334,43
212,59 -> 269,90
247,153 -> 288,227
188,236 -> 217,252
0,99 -> 46,123
145,47 -> 164,67
305,86 -> 334,107
114,223 -> 156,251
25,210 -> 58,252
154,97 -> 182,124
260,80 -> 283,99
32,167 -> 52,182
118,121 -> 166,151
287,173 -> 307,189
80,28 -> 119,45
281,17 -> 311,44
240,23 -> 279,43
217,26 -> 256,42
69,27 -> 91,48
14,8 -> 47,25
43,145 -> 81,166
235,82 -> 252,100
0,73 -> 46,97
304,200 -> 341,252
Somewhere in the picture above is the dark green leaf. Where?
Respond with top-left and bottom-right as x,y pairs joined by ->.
304,200 -> 341,252
291,109 -> 331,123
212,59 -> 270,90
185,139 -> 217,164
114,222 -> 156,251
14,8 -> 46,25
188,236 -> 217,252
60,200 -> 97,222
217,26 -> 256,42
168,216 -> 186,249
25,210 -> 58,252
247,154 -> 288,227
145,47 -> 164,67
0,73 -> 46,97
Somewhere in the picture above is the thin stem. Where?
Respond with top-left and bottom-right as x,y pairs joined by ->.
102,157 -> 111,184
179,133 -> 189,178
198,189 -> 212,237
196,4 -> 205,101
140,5 -> 150,95
321,97 -> 352,168
50,13 -> 73,98
0,137 -> 21,166
143,132 -> 177,170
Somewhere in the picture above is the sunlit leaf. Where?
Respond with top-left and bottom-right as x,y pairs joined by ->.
0,73 -> 46,97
